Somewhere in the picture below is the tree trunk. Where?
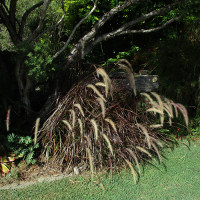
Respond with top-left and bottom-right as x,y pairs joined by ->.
15,58 -> 32,115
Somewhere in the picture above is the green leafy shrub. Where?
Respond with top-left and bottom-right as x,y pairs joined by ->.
25,38 -> 53,84
186,115 -> 200,141
6,133 -> 39,165
104,45 -> 140,66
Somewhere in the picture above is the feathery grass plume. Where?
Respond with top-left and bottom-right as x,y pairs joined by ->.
176,103 -> 189,127
147,108 -> 164,128
126,148 -> 140,174
117,60 -> 136,96
69,109 -> 76,128
118,59 -> 134,72
150,137 -> 164,148
136,146 -> 152,158
95,82 -> 106,87
90,119 -> 98,141
170,100 -> 179,118
105,118 -> 117,133
99,183 -> 105,191
87,84 -> 107,102
62,120 -> 72,131
6,107 -> 11,132
141,93 -> 155,107
163,103 -> 172,117
150,124 -> 163,128
97,97 -> 106,118
137,123 -> 151,149
151,92 -> 164,125
151,143 -> 162,163
96,68 -> 113,98
86,148 -> 94,180
39,59 -> 189,183
151,92 -> 163,108
124,159 -> 137,184
34,118 -> 40,145
163,103 -> 173,125
78,118 -> 83,142
45,146 -> 50,163
102,133 -> 113,156
84,135 -> 92,149
74,103 -> 85,117
147,108 -> 163,115
164,98 -> 174,118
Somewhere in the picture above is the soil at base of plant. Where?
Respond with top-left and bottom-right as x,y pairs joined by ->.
0,162 -> 71,190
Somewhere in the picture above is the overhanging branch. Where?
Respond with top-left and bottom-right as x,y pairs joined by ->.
26,0 -> 52,43
64,1 -> 181,67
63,0 -> 143,66
9,0 -> 18,31
0,4 -> 20,45
52,0 -> 98,60
91,3 -> 181,46
33,0 -> 66,42
19,1 -> 43,38
118,16 -> 181,35
84,16 -> 181,57
78,0 -> 141,45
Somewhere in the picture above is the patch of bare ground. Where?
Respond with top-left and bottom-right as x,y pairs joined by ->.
0,161 -> 72,190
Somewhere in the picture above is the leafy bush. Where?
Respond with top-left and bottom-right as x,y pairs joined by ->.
39,60 -> 188,183
186,115 -> 200,141
0,115 -> 40,176
6,133 -> 39,165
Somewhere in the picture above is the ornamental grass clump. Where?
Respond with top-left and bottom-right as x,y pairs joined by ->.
39,60 -> 188,183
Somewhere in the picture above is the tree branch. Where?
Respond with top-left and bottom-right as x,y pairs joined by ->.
89,16 -> 181,52
33,0 -> 65,42
64,0 -> 142,66
52,0 -> 98,60
1,1 -> 9,15
64,1 -> 180,66
9,0 -> 18,31
118,16 -> 181,35
19,1 -> 43,39
26,0 -> 52,43
89,4 -> 180,47
0,5 -> 20,45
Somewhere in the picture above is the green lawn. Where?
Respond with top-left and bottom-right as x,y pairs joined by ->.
1,140 -> 200,200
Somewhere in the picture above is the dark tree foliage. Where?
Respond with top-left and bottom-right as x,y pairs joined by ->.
0,0 -> 198,135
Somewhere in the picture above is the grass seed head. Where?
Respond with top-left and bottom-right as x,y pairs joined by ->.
136,146 -> 152,158
102,133 -> 113,156
78,118 -> 83,139
34,118 -> 40,145
124,159 -> 137,184
126,148 -> 140,174
86,148 -> 94,179
62,120 -> 72,131
96,68 -> 113,98
69,109 -> 76,128
90,119 -> 99,141
95,82 -> 106,87
97,97 -> 106,118
137,123 -> 151,149
87,84 -> 107,102
105,118 -> 117,133
74,103 -> 85,117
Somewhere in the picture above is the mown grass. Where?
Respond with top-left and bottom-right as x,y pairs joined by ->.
1,139 -> 200,200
